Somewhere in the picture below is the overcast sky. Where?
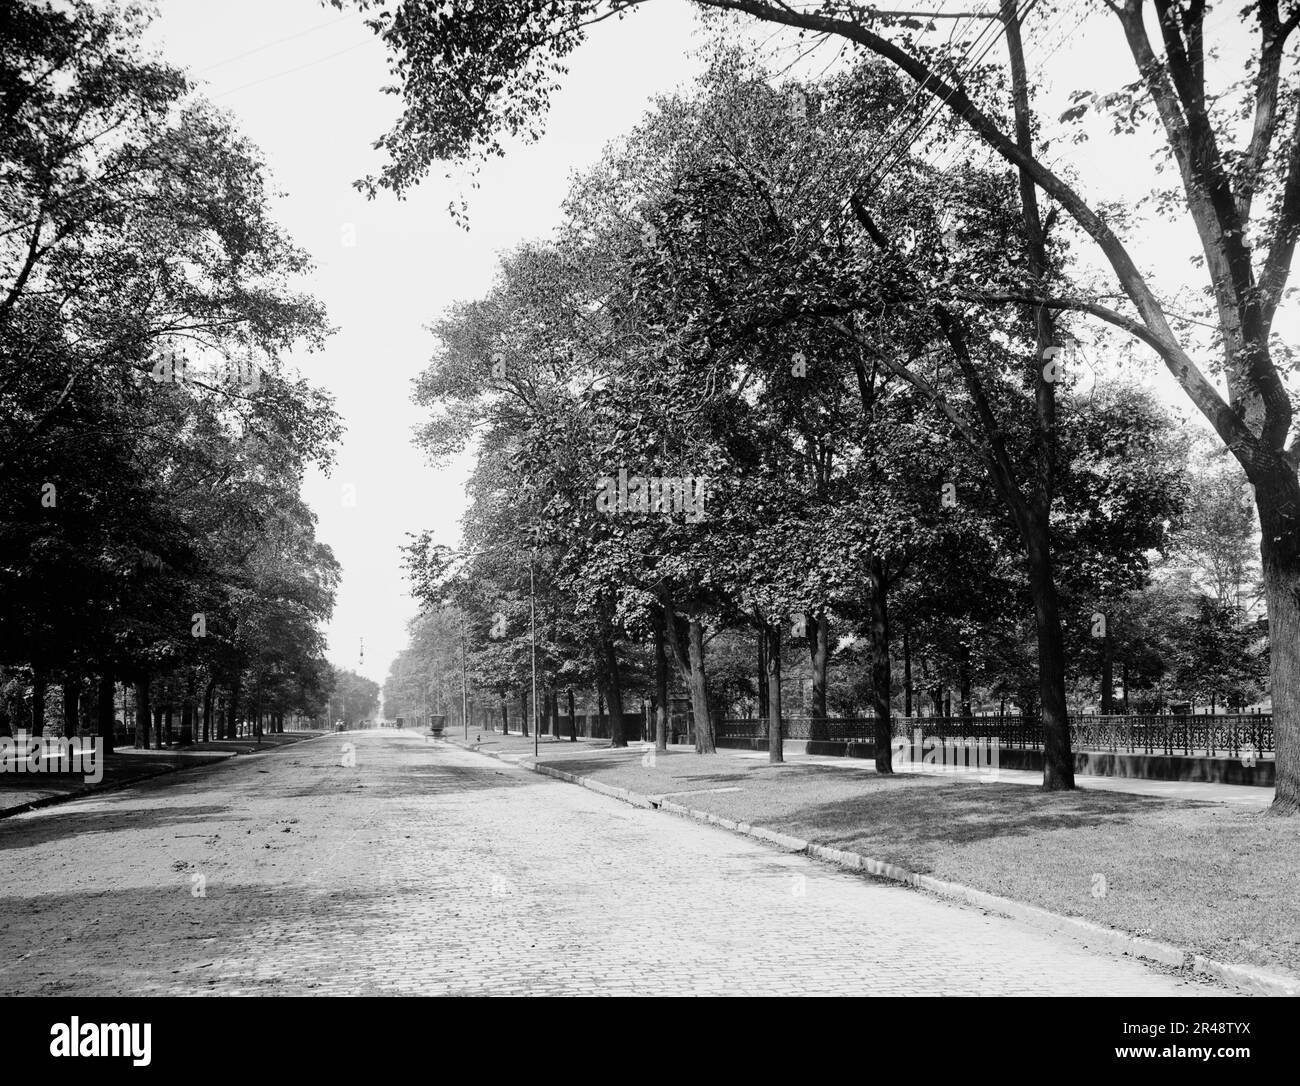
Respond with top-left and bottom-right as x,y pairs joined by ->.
146,0 -> 710,688
142,1 -> 1289,695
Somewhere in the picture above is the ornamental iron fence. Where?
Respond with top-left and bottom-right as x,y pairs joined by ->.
716,713 -> 1274,758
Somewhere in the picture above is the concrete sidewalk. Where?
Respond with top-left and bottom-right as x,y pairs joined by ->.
721,746 -> 1275,808
459,731 -> 1273,807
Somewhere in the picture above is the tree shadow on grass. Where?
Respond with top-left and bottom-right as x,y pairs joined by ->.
778,781 -> 1207,855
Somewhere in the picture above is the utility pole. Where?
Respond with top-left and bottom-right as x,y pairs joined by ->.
531,556 -> 538,759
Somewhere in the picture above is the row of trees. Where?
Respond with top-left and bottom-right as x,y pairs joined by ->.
391,432 -> 1269,737
0,3 -> 343,749
355,1 -> 1300,812
388,40 -> 1259,764
330,668 -> 381,727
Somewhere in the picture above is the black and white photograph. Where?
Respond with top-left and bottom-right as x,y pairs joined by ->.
0,0 -> 1296,1061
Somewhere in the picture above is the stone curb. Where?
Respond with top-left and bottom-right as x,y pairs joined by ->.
445,737 -> 1299,998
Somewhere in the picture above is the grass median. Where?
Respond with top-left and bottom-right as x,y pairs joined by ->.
453,730 -> 1300,979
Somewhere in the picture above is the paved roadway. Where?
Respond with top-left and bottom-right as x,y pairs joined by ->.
0,731 -> 1215,995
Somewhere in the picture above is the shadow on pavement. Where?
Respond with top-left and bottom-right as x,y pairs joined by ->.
0,803 -> 238,851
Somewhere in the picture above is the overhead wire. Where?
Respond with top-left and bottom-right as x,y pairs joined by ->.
928,0 -> 1081,231
194,12 -> 357,74
851,0 -> 1040,226
209,40 -> 373,99
744,0 -> 994,261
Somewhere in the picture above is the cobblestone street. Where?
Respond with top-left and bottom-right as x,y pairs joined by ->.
0,731 -> 1214,995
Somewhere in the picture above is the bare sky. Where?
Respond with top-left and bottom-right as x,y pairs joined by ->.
143,1 -> 1292,692
147,0 -> 709,686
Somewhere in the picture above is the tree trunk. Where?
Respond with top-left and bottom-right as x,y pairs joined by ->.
1002,0 -> 1074,790
1026,524 -> 1075,789
1100,626 -> 1115,714
226,674 -> 240,744
958,641 -> 973,721
661,601 -> 714,753
61,676 -> 79,740
653,620 -> 669,752
135,678 -> 151,749
1122,660 -> 1130,714
500,697 -> 509,735
152,705 -> 163,749
1257,476 -> 1300,813
96,672 -> 115,755
904,619 -> 915,723
808,610 -> 829,737
31,662 -> 46,737
869,554 -> 893,773
180,672 -> 195,745
519,688 -> 529,737
686,618 -> 714,753
567,688 -> 577,742
603,635 -> 626,748
763,622 -> 783,763
757,628 -> 768,722
201,679 -> 215,743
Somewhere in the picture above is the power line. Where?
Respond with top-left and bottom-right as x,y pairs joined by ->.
756,0 -> 986,255
769,0 -> 1031,266
195,12 -> 357,74
854,0 -> 1039,216
930,0 -> 1081,225
210,40 -> 373,99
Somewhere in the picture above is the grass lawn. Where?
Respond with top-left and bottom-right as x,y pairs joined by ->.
453,732 -> 1300,978
0,730 -> 322,815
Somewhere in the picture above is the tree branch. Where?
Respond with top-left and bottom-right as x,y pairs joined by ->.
697,0 -> 1254,465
